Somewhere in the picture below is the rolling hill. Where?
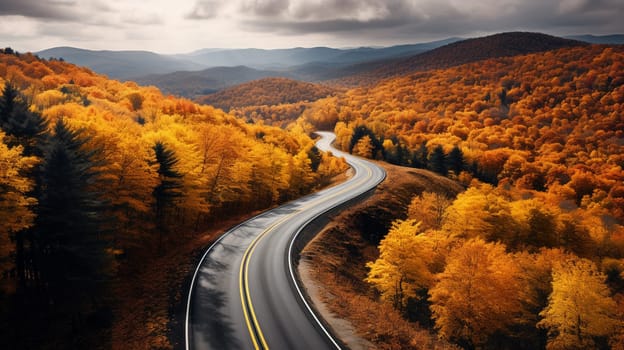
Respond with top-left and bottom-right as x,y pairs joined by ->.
300,42 -> 624,350
0,47 -> 347,350
197,77 -> 337,111
36,47 -> 204,80
194,32 -> 594,126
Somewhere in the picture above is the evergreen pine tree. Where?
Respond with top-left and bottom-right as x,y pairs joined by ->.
0,82 -> 47,156
446,145 -> 465,175
152,141 -> 183,248
428,145 -> 448,176
411,142 -> 428,169
36,119 -> 111,304
349,125 -> 384,159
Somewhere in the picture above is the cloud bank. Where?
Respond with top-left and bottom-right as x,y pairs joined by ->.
1,0 -> 622,53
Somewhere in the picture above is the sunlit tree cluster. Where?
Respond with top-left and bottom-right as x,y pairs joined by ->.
368,186 -> 624,349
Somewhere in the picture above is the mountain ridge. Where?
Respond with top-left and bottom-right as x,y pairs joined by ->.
36,32 -> 610,98
133,66 -> 293,98
36,46 -> 204,80
565,34 -> 624,44
332,32 -> 588,86
35,38 -> 461,82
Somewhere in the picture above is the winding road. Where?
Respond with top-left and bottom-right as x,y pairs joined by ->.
185,132 -> 386,350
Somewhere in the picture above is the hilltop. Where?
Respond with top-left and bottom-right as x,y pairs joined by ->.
311,44 -> 623,207
197,77 -> 337,111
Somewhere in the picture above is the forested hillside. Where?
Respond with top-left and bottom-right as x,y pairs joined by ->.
0,49 -> 346,348
194,77 -> 338,129
308,44 -> 624,220
197,77 -> 337,111
301,43 -> 624,348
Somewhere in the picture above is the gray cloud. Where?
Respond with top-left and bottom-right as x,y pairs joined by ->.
237,0 -> 624,39
186,0 -> 223,19
290,0 -> 415,21
240,0 -> 289,17
0,0 -> 78,20
244,17 -> 411,35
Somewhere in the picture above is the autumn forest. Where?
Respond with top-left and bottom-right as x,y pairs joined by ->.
0,48 -> 347,348
1,32 -> 624,350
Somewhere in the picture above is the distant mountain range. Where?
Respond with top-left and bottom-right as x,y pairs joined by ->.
36,47 -> 204,80
178,38 -> 461,69
36,38 -> 460,83
35,33 -> 622,99
336,32 -> 588,85
192,32 -> 592,107
564,34 -> 624,44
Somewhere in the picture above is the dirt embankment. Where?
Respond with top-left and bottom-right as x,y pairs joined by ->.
300,163 -> 463,350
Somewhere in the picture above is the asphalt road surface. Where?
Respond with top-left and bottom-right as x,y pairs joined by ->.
186,131 -> 386,350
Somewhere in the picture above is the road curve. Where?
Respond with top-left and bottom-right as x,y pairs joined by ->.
185,131 -> 386,350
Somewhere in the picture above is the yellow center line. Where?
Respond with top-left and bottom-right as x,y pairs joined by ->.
239,240 -> 261,349
241,215 -> 292,349
239,216 -> 289,349
239,161 -> 378,349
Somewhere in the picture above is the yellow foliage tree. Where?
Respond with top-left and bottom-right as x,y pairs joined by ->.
366,220 -> 436,311
0,133 -> 37,278
429,238 -> 526,348
442,184 -> 511,241
537,257 -> 621,350
407,192 -> 451,231
353,134 -> 374,158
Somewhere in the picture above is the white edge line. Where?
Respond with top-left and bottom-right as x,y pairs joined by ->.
287,151 -> 386,350
185,215 -> 266,350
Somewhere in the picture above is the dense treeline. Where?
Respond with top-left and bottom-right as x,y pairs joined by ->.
309,44 -> 624,349
0,49 -> 346,348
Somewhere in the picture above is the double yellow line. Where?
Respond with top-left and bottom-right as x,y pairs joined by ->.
238,161 -> 376,349
239,215 -> 292,350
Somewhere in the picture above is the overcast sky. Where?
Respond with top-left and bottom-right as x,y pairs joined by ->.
1,0 -> 623,53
